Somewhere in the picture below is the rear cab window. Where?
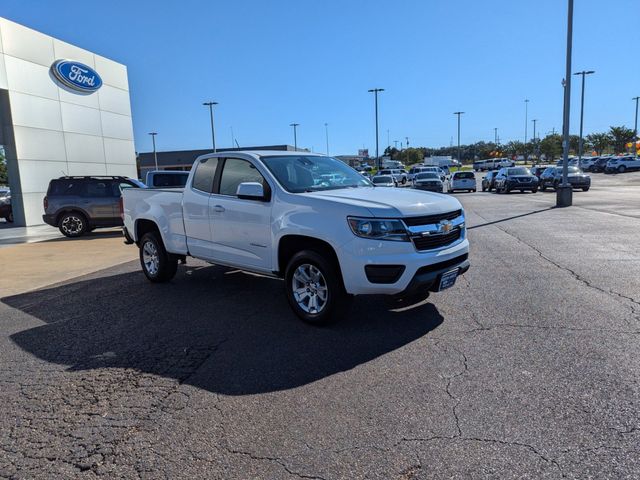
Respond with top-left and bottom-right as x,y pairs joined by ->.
192,157 -> 219,193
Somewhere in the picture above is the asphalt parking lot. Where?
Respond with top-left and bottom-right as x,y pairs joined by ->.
1,172 -> 639,479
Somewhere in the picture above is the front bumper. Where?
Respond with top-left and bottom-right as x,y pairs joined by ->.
337,233 -> 470,295
506,180 -> 537,190
414,184 -> 443,192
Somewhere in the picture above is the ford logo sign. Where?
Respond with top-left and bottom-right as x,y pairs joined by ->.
51,60 -> 102,93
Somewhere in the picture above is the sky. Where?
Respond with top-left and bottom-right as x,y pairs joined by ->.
2,0 -> 639,155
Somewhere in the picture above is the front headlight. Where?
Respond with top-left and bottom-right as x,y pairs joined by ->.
347,217 -> 409,242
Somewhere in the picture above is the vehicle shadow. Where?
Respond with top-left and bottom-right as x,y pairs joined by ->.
4,264 -> 443,396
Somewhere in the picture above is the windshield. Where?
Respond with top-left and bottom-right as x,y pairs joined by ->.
372,175 -> 393,183
262,155 -> 372,193
416,173 -> 439,180
507,168 -> 530,176
455,172 -> 475,179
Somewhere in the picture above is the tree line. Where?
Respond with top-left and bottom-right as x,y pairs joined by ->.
384,126 -> 637,165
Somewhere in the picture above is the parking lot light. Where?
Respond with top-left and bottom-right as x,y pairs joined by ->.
148,132 -> 158,170
633,96 -> 639,158
368,88 -> 384,168
454,112 -> 464,164
289,123 -> 300,150
573,71 -> 595,164
202,101 -> 218,153
557,0 -> 574,208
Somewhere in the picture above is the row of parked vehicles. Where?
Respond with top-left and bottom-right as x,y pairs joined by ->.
0,187 -> 12,223
481,166 -> 591,193
577,155 -> 640,173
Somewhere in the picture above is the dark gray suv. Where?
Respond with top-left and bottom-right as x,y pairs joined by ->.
43,176 -> 145,237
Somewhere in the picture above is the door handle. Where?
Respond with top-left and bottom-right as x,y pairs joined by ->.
213,205 -> 225,213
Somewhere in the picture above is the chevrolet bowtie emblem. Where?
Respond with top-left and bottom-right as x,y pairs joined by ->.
439,219 -> 453,233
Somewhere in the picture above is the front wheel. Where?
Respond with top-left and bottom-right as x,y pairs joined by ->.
285,249 -> 351,325
618,165 -> 626,173
582,187 -> 590,191
531,187 -> 538,193
6,211 -> 14,223
139,232 -> 178,283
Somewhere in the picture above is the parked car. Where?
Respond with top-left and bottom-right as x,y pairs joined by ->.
590,157 -> 611,173
0,188 -> 12,223
578,157 -> 599,171
407,166 -> 433,182
447,171 -> 477,193
412,172 -> 443,192
43,176 -> 145,237
605,156 -> 640,173
529,165 -> 550,180
145,170 -> 190,188
493,167 -> 538,193
539,166 -> 591,191
376,169 -> 406,184
123,152 -> 470,324
372,175 -> 397,187
481,170 -> 500,192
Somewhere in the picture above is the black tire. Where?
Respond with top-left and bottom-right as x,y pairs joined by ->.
553,181 -> 559,191
618,165 -> 626,173
472,189 -> 476,192
532,187 -> 538,193
482,185 -> 486,192
139,232 -> 178,283
541,184 -> 546,191
7,211 -> 13,223
582,187 -> 589,192
284,249 -> 351,325
58,212 -> 88,237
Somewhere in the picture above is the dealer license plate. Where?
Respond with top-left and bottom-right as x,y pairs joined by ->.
438,269 -> 459,291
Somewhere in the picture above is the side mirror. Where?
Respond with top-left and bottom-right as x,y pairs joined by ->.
236,182 -> 267,201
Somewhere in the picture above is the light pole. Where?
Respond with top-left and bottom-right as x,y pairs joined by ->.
573,70 -> 595,163
405,136 -> 409,148
394,140 -> 398,149
524,99 -> 529,145
289,123 -> 299,150
557,0 -> 574,207
387,129 -> 390,150
454,112 -> 464,164
368,88 -> 384,168
494,127 -> 498,145
633,96 -> 639,158
148,132 -> 158,170
202,101 -> 218,152
324,123 -> 329,156
532,119 -> 538,162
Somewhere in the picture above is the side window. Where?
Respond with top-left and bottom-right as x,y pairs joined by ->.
85,181 -> 111,197
192,157 -> 219,193
219,158 -> 266,196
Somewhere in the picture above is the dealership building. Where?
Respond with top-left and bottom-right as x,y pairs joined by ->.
0,17 -> 137,226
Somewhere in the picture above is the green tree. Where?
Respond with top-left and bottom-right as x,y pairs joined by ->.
568,135 -> 581,154
585,132 -> 611,155
0,153 -> 7,185
503,141 -> 525,158
539,134 -> 562,162
609,126 -> 635,153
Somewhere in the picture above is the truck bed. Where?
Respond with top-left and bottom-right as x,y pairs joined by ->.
122,188 -> 188,254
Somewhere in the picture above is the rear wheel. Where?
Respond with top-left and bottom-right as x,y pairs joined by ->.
582,187 -> 589,191
59,212 -> 88,237
618,165 -> 626,173
7,211 -> 13,223
139,232 -> 178,283
285,249 -> 351,325
532,187 -> 538,193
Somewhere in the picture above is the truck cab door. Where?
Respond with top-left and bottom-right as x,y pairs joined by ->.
208,157 -> 273,272
182,156 -> 220,259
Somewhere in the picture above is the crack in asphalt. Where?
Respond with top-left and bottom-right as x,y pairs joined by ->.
471,210 -> 640,327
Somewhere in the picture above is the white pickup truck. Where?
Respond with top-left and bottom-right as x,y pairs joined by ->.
122,151 -> 470,324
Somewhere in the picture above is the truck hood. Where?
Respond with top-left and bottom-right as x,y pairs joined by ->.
300,187 -> 462,217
